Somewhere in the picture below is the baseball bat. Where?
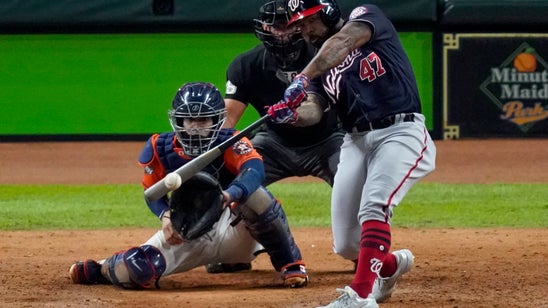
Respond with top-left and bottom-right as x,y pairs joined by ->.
144,114 -> 269,203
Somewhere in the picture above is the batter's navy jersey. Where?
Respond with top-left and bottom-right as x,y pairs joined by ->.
308,4 -> 422,133
226,43 -> 340,146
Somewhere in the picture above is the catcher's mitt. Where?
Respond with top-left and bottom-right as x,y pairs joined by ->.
169,171 -> 224,241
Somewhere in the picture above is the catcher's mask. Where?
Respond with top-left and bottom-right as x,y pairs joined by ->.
169,171 -> 224,241
254,0 -> 305,69
168,82 -> 226,157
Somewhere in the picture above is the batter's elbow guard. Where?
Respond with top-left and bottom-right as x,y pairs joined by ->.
102,245 -> 166,290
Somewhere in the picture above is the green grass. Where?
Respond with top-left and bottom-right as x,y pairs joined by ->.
396,183 -> 548,227
1,183 -> 546,230
0,185 -> 157,230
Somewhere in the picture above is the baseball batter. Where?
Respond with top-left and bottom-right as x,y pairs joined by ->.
267,1 -> 436,307
69,82 -> 308,289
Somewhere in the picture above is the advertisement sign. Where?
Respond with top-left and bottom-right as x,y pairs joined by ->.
443,33 -> 548,139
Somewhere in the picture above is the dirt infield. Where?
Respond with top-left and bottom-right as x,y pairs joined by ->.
1,139 -> 547,307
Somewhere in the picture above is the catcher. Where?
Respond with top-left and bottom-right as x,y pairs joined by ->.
68,82 -> 308,289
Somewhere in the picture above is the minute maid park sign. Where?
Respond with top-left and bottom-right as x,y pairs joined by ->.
480,42 -> 548,132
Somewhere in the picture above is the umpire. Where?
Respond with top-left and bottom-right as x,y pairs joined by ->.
225,0 -> 343,186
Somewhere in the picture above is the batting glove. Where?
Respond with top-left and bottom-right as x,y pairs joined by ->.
284,73 -> 309,109
266,100 -> 299,124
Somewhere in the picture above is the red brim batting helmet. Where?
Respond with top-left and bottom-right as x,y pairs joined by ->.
288,4 -> 326,25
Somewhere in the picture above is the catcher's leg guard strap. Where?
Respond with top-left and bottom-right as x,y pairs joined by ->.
102,245 -> 166,289
239,188 -> 302,271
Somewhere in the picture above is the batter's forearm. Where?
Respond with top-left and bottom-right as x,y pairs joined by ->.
302,22 -> 372,79
302,36 -> 354,78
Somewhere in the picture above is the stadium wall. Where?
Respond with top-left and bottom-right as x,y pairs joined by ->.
0,0 -> 545,140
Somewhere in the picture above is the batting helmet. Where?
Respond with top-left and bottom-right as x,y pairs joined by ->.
287,0 -> 341,27
168,82 -> 226,157
254,0 -> 305,69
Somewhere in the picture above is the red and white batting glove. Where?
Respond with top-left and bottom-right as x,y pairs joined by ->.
266,100 -> 299,124
284,73 -> 309,109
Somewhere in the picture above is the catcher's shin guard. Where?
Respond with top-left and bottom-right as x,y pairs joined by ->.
239,188 -> 303,272
101,245 -> 166,289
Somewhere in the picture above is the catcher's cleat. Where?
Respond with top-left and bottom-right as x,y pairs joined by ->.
205,262 -> 252,274
316,286 -> 378,308
280,261 -> 309,288
69,259 -> 109,285
371,249 -> 414,302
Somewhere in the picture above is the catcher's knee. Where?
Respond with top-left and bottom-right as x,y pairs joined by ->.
103,245 -> 166,289
235,186 -> 273,219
